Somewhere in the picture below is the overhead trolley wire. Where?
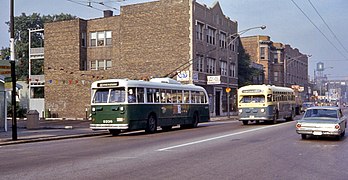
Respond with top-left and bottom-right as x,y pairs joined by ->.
67,0 -> 104,11
308,0 -> 348,54
290,0 -> 348,60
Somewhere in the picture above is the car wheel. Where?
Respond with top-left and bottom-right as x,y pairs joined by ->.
145,114 -> 157,133
242,121 -> 248,125
109,129 -> 121,136
301,134 -> 307,139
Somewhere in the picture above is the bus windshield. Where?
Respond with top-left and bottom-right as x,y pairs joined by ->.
93,87 -> 126,103
239,95 -> 265,103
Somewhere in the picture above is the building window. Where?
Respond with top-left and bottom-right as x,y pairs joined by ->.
81,32 -> 86,47
229,63 -> 236,77
207,57 -> 216,74
260,47 -> 266,59
195,55 -> 204,72
91,60 -> 112,70
274,53 -> 278,63
106,31 -> 112,45
220,61 -> 227,76
196,22 -> 204,41
274,71 -> 279,82
206,26 -> 216,45
90,32 -> 97,47
90,31 -> 112,47
219,32 -> 226,49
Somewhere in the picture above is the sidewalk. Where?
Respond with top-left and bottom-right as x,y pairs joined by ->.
0,116 -> 238,146
0,119 -> 109,146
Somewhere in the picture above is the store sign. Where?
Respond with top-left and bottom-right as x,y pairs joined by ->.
177,71 -> 190,82
207,76 -> 221,85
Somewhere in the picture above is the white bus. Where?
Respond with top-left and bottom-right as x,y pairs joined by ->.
90,78 -> 210,135
238,85 -> 296,125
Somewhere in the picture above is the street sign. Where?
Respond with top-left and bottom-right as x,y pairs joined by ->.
0,60 -> 11,77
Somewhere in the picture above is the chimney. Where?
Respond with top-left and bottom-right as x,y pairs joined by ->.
103,10 -> 113,18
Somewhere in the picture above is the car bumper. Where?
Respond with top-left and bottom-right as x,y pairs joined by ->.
296,129 -> 342,136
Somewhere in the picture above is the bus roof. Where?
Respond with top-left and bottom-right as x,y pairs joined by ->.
238,84 -> 294,93
91,78 -> 206,92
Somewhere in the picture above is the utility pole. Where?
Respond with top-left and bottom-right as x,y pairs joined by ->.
10,0 -> 17,140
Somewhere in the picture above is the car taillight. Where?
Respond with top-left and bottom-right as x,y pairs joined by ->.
335,124 -> 340,129
296,123 -> 301,128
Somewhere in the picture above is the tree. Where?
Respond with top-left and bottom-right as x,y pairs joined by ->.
5,13 -> 76,80
238,40 -> 264,87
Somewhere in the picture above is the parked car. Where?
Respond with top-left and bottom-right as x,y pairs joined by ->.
296,106 -> 347,140
301,102 -> 314,112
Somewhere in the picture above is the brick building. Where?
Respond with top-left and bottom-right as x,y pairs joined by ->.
240,35 -> 308,89
43,0 -> 238,118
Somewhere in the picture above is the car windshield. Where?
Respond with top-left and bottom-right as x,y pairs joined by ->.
304,109 -> 338,119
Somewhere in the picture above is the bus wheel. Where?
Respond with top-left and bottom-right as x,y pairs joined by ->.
190,113 -> 199,128
161,126 -> 172,131
109,129 -> 121,136
145,114 -> 157,133
242,121 -> 248,125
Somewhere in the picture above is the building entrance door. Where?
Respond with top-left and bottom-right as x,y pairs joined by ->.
215,91 -> 221,116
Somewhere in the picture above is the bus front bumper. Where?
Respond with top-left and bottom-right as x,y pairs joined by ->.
239,116 -> 273,121
90,123 -> 128,130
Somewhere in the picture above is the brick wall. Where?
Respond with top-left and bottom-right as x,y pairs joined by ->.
44,0 -> 191,118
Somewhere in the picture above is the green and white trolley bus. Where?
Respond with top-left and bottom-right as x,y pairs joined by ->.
238,84 -> 296,125
90,78 -> 210,135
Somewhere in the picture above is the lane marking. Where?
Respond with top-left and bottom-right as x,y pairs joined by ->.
157,121 -> 293,151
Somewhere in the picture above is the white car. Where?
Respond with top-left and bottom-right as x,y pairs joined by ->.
296,106 -> 347,140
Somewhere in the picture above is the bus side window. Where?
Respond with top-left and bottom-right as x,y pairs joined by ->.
191,91 -> 196,103
166,90 -> 172,103
184,90 -> 189,103
267,94 -> 272,102
160,89 -> 166,103
137,88 -> 144,103
177,90 -> 182,103
147,88 -> 154,103
200,91 -> 205,103
155,89 -> 160,103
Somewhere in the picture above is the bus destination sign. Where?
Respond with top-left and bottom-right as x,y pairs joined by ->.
98,82 -> 119,87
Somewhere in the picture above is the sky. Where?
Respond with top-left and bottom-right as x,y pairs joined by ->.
1,0 -> 348,80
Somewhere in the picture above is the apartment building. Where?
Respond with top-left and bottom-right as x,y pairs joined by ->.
44,0 -> 238,118
241,35 -> 308,89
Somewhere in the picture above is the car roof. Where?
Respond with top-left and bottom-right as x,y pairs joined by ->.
306,106 -> 340,110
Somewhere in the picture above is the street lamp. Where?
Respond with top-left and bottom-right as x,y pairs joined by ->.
226,25 -> 266,118
227,25 -> 266,46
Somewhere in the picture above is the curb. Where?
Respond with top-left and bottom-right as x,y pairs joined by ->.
0,131 -> 109,146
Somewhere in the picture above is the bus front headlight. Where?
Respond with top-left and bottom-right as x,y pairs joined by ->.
92,107 -> 96,112
260,108 -> 265,113
120,106 -> 124,111
238,109 -> 243,113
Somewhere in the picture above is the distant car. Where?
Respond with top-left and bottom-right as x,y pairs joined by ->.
296,106 -> 347,140
301,102 -> 314,112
